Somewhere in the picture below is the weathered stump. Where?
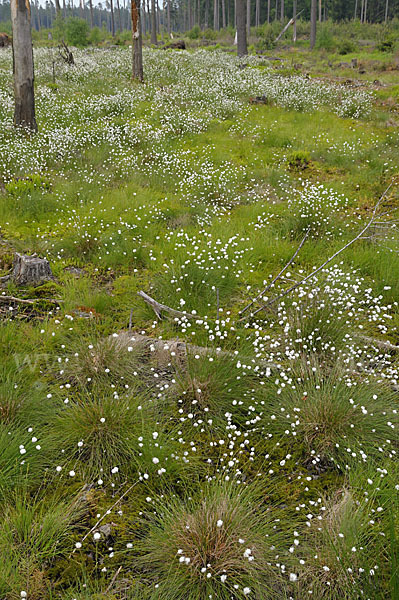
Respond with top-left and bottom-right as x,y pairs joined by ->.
11,253 -> 54,286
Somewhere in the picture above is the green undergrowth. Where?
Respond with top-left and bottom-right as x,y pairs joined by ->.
0,46 -> 398,599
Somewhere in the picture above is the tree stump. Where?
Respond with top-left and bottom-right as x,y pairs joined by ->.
11,253 -> 54,286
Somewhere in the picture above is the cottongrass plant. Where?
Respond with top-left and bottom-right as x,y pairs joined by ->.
132,480 -> 289,600
258,363 -> 398,470
294,489 -> 388,599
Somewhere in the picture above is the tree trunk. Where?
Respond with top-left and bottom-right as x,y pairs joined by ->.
236,0 -> 246,56
116,0 -> 122,30
246,0 -> 250,37
354,0 -> 357,19
280,0 -> 283,21
385,0 -> 389,22
292,0 -> 296,42
214,0 -> 219,30
221,0 -> 226,28
267,0 -> 270,23
318,0 -> 321,21
54,0 -> 61,15
131,0 -> 143,81
363,0 -> 367,23
167,0 -> 170,32
156,0 -> 160,34
150,0 -> 157,43
110,0 -> 115,35
310,0 -> 316,49
204,0 -> 208,28
89,0 -> 93,26
11,0 -> 37,132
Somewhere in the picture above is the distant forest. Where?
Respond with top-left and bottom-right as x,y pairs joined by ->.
0,0 -> 398,34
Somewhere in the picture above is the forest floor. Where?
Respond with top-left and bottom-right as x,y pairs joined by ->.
0,42 -> 399,599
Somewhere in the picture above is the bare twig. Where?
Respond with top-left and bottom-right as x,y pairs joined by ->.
239,228 -> 310,318
216,288 -> 220,321
129,308 -> 133,330
138,290 -> 199,320
105,566 -> 123,594
71,480 -> 139,555
251,185 -> 393,315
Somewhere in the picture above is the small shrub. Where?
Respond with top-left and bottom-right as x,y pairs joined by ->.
287,150 -> 311,170
316,24 -> 336,51
338,38 -> 356,55
187,24 -> 201,40
66,17 -> 89,47
5,174 -> 51,196
377,35 -> 396,52
203,28 -> 217,40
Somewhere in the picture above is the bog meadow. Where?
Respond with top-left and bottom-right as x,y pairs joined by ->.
1,2 -> 399,599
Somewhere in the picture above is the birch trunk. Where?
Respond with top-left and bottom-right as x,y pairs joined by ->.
11,0 -> 37,132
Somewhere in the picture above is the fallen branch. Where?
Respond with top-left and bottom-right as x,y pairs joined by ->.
0,295 -> 61,305
114,331 -> 278,370
359,335 -> 399,353
252,184 -> 394,316
138,290 -> 199,320
0,295 -> 34,305
239,228 -> 310,318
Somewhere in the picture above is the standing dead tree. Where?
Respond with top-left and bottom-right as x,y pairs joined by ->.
236,0 -> 247,57
11,0 -> 37,132
131,0 -> 143,81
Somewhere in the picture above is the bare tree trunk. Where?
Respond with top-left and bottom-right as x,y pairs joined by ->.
293,0 -> 296,42
116,0 -> 122,30
54,0 -> 61,16
188,0 -> 192,29
204,0 -> 208,28
280,0 -> 283,21
167,0 -> 170,32
310,0 -> 316,49
354,0 -> 357,19
385,0 -> 389,22
214,0 -> 219,30
246,0 -> 250,36
360,0 -> 364,22
156,0 -> 160,34
363,0 -> 367,22
236,0 -> 246,56
275,0 -> 277,21
110,0 -> 115,34
150,0 -> 157,42
89,0 -> 93,26
221,0 -> 226,28
318,0 -> 321,21
11,0 -> 37,132
267,0 -> 270,23
255,0 -> 259,27
131,0 -> 143,81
